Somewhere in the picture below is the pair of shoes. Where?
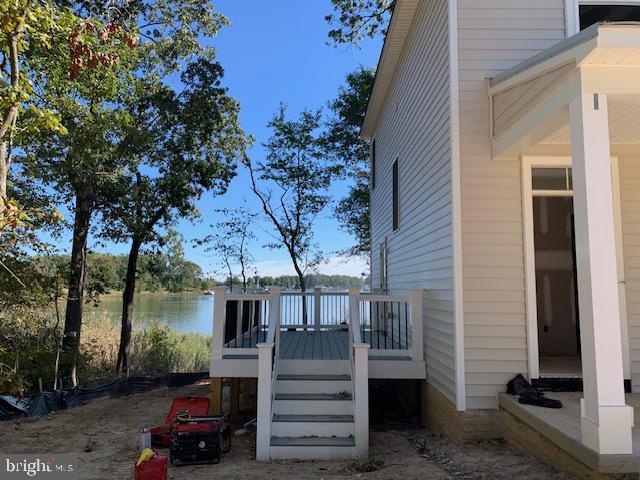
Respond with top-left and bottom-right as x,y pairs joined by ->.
507,374 -> 563,409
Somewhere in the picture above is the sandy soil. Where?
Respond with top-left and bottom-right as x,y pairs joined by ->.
0,381 -> 574,480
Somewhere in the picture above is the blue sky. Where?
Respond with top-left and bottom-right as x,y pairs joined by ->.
92,1 -> 382,279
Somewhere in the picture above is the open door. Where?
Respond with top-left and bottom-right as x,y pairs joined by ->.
523,158 -> 630,380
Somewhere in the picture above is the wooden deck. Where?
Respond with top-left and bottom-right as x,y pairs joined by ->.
224,329 -> 406,360
280,331 -> 349,360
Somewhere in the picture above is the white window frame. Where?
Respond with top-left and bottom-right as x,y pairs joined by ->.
566,0 -> 640,37
521,156 -> 629,380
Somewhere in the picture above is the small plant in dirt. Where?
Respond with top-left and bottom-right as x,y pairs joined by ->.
353,459 -> 384,473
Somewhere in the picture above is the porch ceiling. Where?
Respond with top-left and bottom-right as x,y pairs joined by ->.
489,23 -> 640,156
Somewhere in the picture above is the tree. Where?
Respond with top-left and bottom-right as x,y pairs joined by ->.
18,13 -> 137,385
246,105 -> 338,323
325,0 -> 394,47
198,207 -> 257,292
323,67 -> 375,256
101,56 -> 244,374
22,0 -> 231,384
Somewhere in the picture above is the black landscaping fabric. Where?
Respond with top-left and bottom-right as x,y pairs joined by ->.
0,372 -> 208,420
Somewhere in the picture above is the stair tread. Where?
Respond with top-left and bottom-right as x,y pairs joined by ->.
275,393 -> 352,401
272,414 -> 353,423
277,374 -> 351,381
270,436 -> 355,447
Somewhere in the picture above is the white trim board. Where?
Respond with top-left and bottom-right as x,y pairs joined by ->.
521,156 -> 630,380
449,0 -> 466,412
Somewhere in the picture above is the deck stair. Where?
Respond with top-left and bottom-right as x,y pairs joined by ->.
270,361 -> 356,459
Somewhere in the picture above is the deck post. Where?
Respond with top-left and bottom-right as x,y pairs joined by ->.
348,287 -> 362,364
269,287 -> 282,354
353,343 -> 370,459
314,287 -> 322,331
211,287 -> 227,363
570,91 -> 633,454
255,342 -> 274,461
230,378 -> 240,416
210,377 -> 223,415
410,289 -> 424,362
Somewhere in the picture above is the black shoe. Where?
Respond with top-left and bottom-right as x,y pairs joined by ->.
507,374 -> 563,408
518,390 -> 563,409
507,374 -> 531,396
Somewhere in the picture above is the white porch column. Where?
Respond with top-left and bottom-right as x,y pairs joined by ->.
569,92 -> 634,454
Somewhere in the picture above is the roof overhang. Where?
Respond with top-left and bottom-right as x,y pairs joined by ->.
360,0 -> 420,138
489,23 -> 640,157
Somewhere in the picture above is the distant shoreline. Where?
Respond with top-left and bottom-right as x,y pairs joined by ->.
98,289 -> 205,299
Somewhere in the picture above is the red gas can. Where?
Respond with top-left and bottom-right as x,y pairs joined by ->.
135,455 -> 168,480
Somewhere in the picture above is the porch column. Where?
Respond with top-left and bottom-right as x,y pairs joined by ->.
569,92 -> 634,454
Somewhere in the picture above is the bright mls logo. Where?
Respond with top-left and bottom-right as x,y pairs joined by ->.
1,455 -> 78,479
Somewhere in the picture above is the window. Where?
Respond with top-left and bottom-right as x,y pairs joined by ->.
379,239 -> 387,292
371,139 -> 376,190
579,4 -> 640,30
532,167 -> 573,191
392,158 -> 399,231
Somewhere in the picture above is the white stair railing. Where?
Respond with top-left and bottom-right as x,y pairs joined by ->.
348,287 -> 370,459
255,287 -> 281,461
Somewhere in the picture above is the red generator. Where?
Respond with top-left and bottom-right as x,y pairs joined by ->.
169,416 -> 231,466
151,396 -> 211,447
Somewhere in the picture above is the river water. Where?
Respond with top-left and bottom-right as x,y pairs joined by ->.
90,293 -> 214,335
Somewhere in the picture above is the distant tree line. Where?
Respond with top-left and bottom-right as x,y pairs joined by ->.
40,251 -> 206,294
38,253 -> 366,294
238,274 -> 364,290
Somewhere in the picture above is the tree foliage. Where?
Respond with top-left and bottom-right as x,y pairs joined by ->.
0,0 -> 72,201
323,67 -> 375,256
325,0 -> 394,46
18,0 -> 243,383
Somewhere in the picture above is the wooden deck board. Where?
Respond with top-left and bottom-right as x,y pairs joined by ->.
224,330 -> 409,360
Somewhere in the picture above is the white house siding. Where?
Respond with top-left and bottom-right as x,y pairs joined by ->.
456,0 -> 566,409
369,0 -> 457,403
619,154 -> 640,392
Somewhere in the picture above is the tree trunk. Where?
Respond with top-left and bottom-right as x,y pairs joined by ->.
0,146 -> 7,201
299,274 -> 307,325
116,236 -> 142,375
62,191 -> 92,387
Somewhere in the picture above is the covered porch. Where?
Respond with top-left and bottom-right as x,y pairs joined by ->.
489,23 -> 640,458
500,393 -> 640,475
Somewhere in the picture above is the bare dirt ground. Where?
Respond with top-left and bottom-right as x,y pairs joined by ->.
0,381 -> 575,480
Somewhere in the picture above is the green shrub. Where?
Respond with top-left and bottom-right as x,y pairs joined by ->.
0,304 -> 211,395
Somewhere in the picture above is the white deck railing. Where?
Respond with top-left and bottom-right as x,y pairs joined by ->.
211,286 -> 424,363
356,289 -> 423,361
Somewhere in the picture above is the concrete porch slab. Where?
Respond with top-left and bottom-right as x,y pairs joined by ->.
499,392 -> 640,474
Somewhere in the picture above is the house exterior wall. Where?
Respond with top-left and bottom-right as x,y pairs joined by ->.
619,154 -> 640,392
456,0 -> 567,409
368,0 -> 457,403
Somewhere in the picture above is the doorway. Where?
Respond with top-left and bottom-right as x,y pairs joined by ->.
533,192 -> 581,377
522,157 -> 630,380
